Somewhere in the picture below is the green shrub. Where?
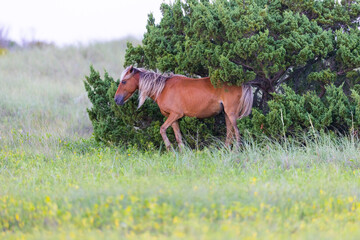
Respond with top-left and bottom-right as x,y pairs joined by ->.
238,84 -> 360,139
125,0 -> 360,108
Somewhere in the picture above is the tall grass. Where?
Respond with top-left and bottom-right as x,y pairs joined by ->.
0,38 -> 140,141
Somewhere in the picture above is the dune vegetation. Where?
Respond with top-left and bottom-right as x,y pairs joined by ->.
0,39 -> 139,141
1,40 -> 360,239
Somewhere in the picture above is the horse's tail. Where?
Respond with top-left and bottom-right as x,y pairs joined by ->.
238,84 -> 253,119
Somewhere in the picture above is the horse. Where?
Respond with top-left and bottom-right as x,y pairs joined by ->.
114,65 -> 253,150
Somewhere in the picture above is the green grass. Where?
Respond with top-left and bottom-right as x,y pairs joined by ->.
0,38 -> 139,139
1,134 -> 360,239
1,41 -> 360,239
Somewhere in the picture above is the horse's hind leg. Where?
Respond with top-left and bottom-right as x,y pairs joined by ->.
225,113 -> 241,149
160,113 -> 183,151
225,114 -> 234,147
171,121 -> 184,150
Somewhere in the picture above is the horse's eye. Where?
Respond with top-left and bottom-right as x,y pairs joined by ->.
122,81 -> 126,85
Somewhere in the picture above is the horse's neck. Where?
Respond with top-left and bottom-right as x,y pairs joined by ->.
147,91 -> 158,101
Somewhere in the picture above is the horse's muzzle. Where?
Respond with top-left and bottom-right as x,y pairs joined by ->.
114,95 -> 125,106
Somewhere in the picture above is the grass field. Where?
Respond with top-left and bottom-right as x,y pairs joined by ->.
1,41 -> 360,239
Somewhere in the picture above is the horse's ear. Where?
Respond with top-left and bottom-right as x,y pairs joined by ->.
129,65 -> 133,73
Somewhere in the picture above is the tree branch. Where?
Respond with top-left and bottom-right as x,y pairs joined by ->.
231,59 -> 254,71
270,70 -> 285,84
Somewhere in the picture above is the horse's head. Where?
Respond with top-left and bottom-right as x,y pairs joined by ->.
114,65 -> 139,105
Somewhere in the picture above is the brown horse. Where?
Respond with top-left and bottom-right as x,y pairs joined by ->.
114,66 -> 253,150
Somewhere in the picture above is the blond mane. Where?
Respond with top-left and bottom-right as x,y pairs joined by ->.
120,66 -> 182,108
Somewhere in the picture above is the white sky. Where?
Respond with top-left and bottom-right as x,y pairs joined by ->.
1,0 -> 170,45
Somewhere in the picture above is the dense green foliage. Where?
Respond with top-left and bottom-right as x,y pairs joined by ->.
125,0 -> 360,102
86,0 -> 360,147
238,84 -> 360,138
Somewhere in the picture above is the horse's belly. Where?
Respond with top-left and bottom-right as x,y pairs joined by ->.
184,100 -> 223,118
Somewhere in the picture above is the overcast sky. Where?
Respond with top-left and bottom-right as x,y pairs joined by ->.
1,0 -> 170,45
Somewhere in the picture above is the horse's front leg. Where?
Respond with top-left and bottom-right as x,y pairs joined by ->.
171,121 -> 184,151
160,113 -> 183,151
